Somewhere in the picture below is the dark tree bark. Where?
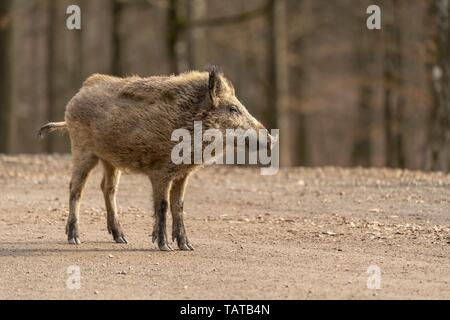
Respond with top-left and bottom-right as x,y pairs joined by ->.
424,0 -> 450,171
268,0 -> 291,167
0,0 -> 12,152
285,0 -> 306,166
351,4 -> 380,167
9,0 -> 49,153
112,0 -> 122,76
47,0 -> 82,153
167,0 -> 182,74
353,87 -> 373,167
383,0 -> 405,168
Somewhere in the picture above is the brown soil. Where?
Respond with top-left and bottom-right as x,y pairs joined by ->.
0,155 -> 450,299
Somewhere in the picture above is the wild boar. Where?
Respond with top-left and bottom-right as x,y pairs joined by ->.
39,66 -> 270,251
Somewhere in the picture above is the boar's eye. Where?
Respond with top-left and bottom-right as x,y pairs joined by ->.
228,105 -> 239,114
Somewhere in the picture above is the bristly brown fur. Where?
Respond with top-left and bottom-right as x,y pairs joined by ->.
39,66 -> 267,251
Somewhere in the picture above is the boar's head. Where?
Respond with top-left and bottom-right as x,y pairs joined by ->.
199,66 -> 273,154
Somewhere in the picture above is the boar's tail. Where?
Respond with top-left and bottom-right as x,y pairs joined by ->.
38,121 -> 68,138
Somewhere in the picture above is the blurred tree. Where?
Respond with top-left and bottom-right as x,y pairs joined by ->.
424,0 -> 450,171
47,0 -> 82,153
112,0 -> 121,76
167,0 -> 183,73
0,0 -> 440,170
9,0 -> 49,153
352,52 -> 374,167
186,0 -> 207,69
351,2 -> 381,167
0,0 -> 12,152
383,0 -> 405,168
80,0 -> 114,79
268,0 -> 291,166
117,0 -> 170,76
286,0 -> 307,166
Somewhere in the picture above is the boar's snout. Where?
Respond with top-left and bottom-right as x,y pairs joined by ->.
253,121 -> 273,153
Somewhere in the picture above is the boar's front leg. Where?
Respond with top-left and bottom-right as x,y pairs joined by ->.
149,173 -> 172,251
170,175 -> 194,251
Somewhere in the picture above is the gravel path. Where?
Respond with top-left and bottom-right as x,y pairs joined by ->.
0,155 -> 449,299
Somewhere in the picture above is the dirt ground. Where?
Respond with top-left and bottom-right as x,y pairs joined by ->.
0,155 -> 450,300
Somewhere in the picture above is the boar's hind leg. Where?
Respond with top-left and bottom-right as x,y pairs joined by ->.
170,175 -> 194,251
67,153 -> 99,244
100,160 -> 127,244
149,173 -> 172,251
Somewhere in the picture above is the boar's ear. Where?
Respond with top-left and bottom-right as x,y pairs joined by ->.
224,78 -> 235,96
207,65 -> 223,105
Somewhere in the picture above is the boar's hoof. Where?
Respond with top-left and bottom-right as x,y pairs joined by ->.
159,243 -> 173,251
111,229 -> 128,244
67,224 -> 81,244
114,236 -> 128,244
178,242 -> 194,251
152,231 -> 172,251
66,222 -> 80,244
68,237 -> 81,245
175,236 -> 194,251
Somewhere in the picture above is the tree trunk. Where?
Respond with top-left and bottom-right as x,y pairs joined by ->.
186,0 -> 207,70
352,5 -> 379,167
268,0 -> 291,167
424,0 -> 450,171
9,0 -> 50,153
0,0 -> 12,152
383,0 -> 405,168
112,0 -> 121,76
167,0 -> 187,74
47,0 -> 82,153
